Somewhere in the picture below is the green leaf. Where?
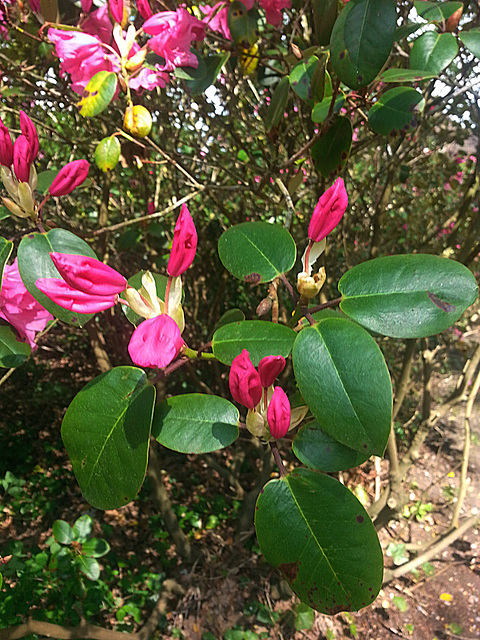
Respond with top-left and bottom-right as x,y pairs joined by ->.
459,28 -> 480,59
82,538 -> 110,558
368,87 -> 424,136
62,367 -> 155,510
77,71 -> 118,118
35,170 -> 58,194
378,69 -> 438,83
311,94 -> 344,124
228,0 -> 259,48
186,53 -> 230,95
414,1 -> 463,22
94,136 -> 121,172
410,32 -> 458,74
212,309 -> 245,334
255,468 -> 383,614
338,254 -> 478,338
293,422 -> 370,472
294,603 -> 315,631
52,520 -> 75,545
77,555 -> 100,581
73,514 -> 93,541
289,56 -> 324,104
0,206 -> 10,221
17,228 -> 97,327
330,0 -> 397,89
153,394 -> 239,453
0,326 -> 31,368
311,116 -> 352,180
292,318 -> 392,456
312,0 -> 337,46
212,320 -> 296,366
218,222 -> 296,283
0,237 -> 13,287
265,76 -> 289,132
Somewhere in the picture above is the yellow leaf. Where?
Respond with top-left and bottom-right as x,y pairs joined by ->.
440,592 -> 452,602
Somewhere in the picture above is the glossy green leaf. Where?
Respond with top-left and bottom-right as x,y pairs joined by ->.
77,71 -> 118,118
330,0 -> 397,89
289,56 -> 324,104
62,367 -> 155,510
212,320 -> 296,366
265,76 -> 289,132
17,228 -> 97,327
255,468 -> 383,614
0,237 -> 13,287
459,28 -> 480,59
368,87 -> 423,137
378,69 -> 437,83
77,555 -> 100,581
311,94 -> 344,124
82,538 -> 110,558
53,520 -> 75,545
414,1 -> 462,22
35,170 -> 58,194
292,318 -> 391,456
73,514 -> 93,541
212,308 -> 245,335
311,116 -> 352,180
185,53 -> 230,95
94,136 -> 121,172
293,422 -> 370,472
339,254 -> 478,338
153,394 -> 239,453
410,32 -> 458,74
218,222 -> 296,283
0,326 -> 31,368
312,0 -> 337,46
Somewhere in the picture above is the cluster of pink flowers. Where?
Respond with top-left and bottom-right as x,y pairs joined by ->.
229,350 -> 291,440
47,0 -> 291,96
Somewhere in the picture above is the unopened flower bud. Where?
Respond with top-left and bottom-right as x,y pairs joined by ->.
49,159 -> 89,197
108,0 -> 125,24
267,387 -> 291,439
229,349 -> 262,410
256,297 -> 272,317
258,355 -> 285,388
308,177 -> 348,242
167,204 -> 198,277
136,0 -> 152,19
128,313 -> 184,369
49,252 -> 127,296
0,118 -> 13,167
13,136 -> 32,183
19,111 -> 39,161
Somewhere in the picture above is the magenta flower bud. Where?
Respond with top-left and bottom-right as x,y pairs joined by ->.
0,118 -> 13,167
35,278 -> 117,313
108,0 -> 124,23
49,252 -> 127,296
267,387 -> 291,439
49,159 -> 90,197
258,355 -> 286,388
167,204 -> 198,277
128,314 -> 184,369
136,0 -> 152,19
19,111 -> 39,161
229,349 -> 262,410
308,177 -> 348,242
13,136 -> 32,183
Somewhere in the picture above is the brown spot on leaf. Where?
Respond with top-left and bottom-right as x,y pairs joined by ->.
339,50 -> 346,60
356,515 -> 364,524
279,561 -> 299,582
244,272 -> 261,284
427,291 -> 456,313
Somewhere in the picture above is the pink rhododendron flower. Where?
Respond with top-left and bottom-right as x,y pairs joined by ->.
308,177 -> 348,242
200,2 -> 231,39
49,253 -> 127,296
167,204 -> 198,277
128,313 -> 184,368
81,0 -> 93,13
258,355 -> 285,388
229,349 -> 262,410
128,66 -> 169,91
267,387 -> 291,439
81,3 -> 113,42
0,117 -> 13,167
49,160 -> 90,197
143,8 -> 206,70
35,278 -> 118,313
258,0 -> 290,27
0,259 -> 53,350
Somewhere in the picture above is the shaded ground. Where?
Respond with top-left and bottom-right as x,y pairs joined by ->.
0,322 -> 479,640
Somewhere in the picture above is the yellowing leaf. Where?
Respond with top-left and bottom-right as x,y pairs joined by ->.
240,43 -> 259,75
77,71 -> 118,118
440,592 -> 453,602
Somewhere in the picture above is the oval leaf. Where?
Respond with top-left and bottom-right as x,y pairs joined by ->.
292,318 -> 392,456
17,228 -> 97,327
218,222 -> 296,283
339,254 -> 478,338
53,520 -> 75,545
368,87 -> 423,137
378,69 -> 437,83
414,1 -> 463,22
410,32 -> 458,74
330,0 -> 397,89
212,320 -> 296,366
265,76 -> 289,132
153,394 -> 239,453
311,94 -> 344,124
77,556 -> 100,581
77,71 -> 118,118
94,136 -> 121,172
82,538 -> 110,558
0,326 -> 31,368
311,116 -> 352,179
293,422 -> 370,472
255,468 -> 383,614
289,56 -> 323,104
460,28 -> 480,59
62,366 -> 155,510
